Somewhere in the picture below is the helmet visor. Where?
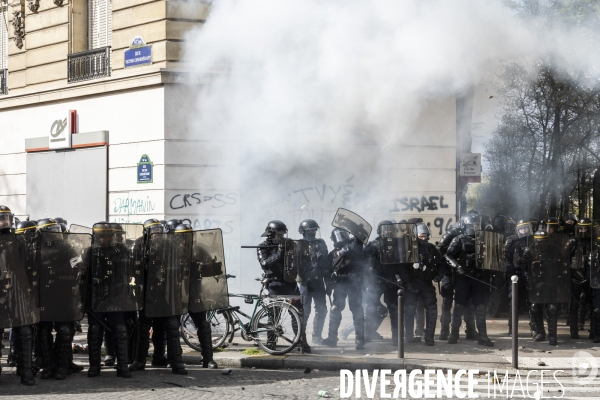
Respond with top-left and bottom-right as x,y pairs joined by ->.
332,230 -> 350,243
577,225 -> 591,239
149,224 -> 164,235
517,223 -> 532,238
379,224 -> 394,237
0,214 -> 11,229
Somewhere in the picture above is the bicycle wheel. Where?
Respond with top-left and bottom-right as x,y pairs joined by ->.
251,301 -> 302,355
209,310 -> 231,349
180,314 -> 202,352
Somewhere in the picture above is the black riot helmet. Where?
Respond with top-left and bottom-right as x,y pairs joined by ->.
505,217 -> 516,236
166,219 -> 183,234
298,219 -> 319,240
159,220 -> 168,232
492,215 -> 508,233
261,220 -> 287,238
481,214 -> 492,230
461,214 -> 480,237
143,218 -> 164,238
54,217 -> 68,233
112,223 -> 125,243
0,205 -> 14,232
377,220 -> 394,237
529,218 -> 539,232
534,230 -> 550,240
174,223 -> 193,233
544,217 -> 559,235
467,209 -> 480,217
577,218 -> 592,239
36,218 -> 62,233
416,223 -> 431,241
15,220 -> 37,235
93,222 -> 114,247
331,228 -> 350,248
516,220 -> 533,238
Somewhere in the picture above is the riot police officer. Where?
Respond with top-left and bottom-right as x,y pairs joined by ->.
296,219 -> 328,348
130,219 -> 187,375
505,219 -> 532,336
570,218 -> 594,339
487,215 -> 510,318
86,222 -> 132,378
445,214 -> 493,346
2,211 -> 36,385
322,228 -> 366,350
257,220 -> 298,296
362,221 -> 409,345
436,219 -> 478,341
404,224 -> 443,346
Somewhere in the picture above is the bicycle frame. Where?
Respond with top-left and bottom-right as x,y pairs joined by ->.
227,293 -> 276,337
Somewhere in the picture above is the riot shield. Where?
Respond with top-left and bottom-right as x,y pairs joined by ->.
284,239 -> 311,282
378,223 -> 418,264
0,235 -> 40,328
528,233 -> 571,304
475,230 -> 506,272
38,232 -> 91,321
69,224 -> 92,234
90,223 -> 144,312
189,229 -> 229,313
331,208 -> 372,244
590,220 -> 600,289
145,232 -> 191,318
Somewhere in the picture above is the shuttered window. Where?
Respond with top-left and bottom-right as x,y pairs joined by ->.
0,0 -> 8,70
89,0 -> 112,49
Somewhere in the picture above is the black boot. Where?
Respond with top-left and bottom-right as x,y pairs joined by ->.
129,322 -> 150,372
547,304 -> 558,345
54,324 -> 72,380
353,313 -> 366,350
166,318 -> 187,375
322,306 -> 342,347
415,299 -> 425,337
578,293 -> 588,331
19,326 -> 35,386
475,305 -> 493,347
405,301 -> 420,343
592,308 -> 600,344
569,301 -> 580,339
464,305 -> 479,340
199,317 -> 218,368
87,324 -> 103,377
114,324 -> 132,378
39,323 -> 55,379
448,304 -> 464,344
438,298 -> 452,340
103,329 -> 115,366
151,319 -> 168,367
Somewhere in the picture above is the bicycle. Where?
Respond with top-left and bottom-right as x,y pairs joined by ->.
180,277 -> 303,355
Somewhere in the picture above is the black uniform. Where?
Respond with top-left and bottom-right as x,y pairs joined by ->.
323,237 -> 366,349
570,233 -> 593,339
445,233 -> 493,346
257,238 -> 299,296
504,234 -> 530,335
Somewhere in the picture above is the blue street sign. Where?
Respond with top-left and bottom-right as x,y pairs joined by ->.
137,154 -> 153,183
125,45 -> 152,68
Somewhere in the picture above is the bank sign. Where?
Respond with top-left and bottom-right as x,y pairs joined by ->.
137,154 -> 153,183
124,36 -> 152,68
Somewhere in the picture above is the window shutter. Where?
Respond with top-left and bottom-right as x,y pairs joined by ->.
89,0 -> 112,49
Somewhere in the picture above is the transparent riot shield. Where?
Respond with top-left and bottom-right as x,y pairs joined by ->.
331,208 -> 372,244
475,230 -> 506,272
145,232 -> 192,318
0,235 -> 40,329
38,232 -> 91,322
189,229 -> 229,313
378,223 -> 418,264
90,223 -> 144,312
528,233 -> 571,304
284,239 -> 311,283
590,221 -> 600,289
69,224 -> 92,234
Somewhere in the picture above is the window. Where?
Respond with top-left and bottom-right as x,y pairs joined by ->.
89,0 -> 112,49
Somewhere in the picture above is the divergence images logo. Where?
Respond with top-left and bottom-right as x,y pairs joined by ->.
572,351 -> 598,385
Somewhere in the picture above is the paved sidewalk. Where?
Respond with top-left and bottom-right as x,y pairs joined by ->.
182,317 -> 600,375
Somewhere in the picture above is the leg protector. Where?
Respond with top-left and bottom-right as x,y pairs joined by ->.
103,329 -> 115,367
475,304 -> 493,347
448,303 -> 464,344
415,298 -> 425,337
54,324 -> 72,380
464,304 -> 478,340
593,308 -> 600,344
18,326 -> 35,386
438,297 -> 452,340
87,324 -> 103,377
531,304 -> 546,342
166,318 -> 187,375
129,322 -> 150,371
151,319 -> 167,367
114,324 -> 132,378
569,299 -> 580,339
38,323 -> 55,379
198,316 -> 217,368
547,304 -> 559,345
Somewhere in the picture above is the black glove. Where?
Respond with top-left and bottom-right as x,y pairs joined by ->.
456,266 -> 466,276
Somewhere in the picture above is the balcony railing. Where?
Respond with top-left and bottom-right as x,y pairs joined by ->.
67,46 -> 111,83
0,69 -> 7,95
